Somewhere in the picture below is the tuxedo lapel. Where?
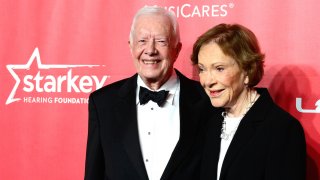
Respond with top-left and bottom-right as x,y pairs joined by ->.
161,95 -> 197,178
114,74 -> 149,180
161,70 -> 209,179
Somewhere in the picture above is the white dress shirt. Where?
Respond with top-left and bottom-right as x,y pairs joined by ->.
136,71 -> 180,180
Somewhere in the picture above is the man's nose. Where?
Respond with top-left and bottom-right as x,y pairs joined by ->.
145,40 -> 158,55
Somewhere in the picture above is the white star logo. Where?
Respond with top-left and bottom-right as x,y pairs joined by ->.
6,47 -> 101,105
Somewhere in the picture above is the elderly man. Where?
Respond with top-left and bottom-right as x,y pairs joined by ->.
84,6 -> 212,180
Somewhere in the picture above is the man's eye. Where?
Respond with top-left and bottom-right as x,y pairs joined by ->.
138,39 -> 148,45
157,40 -> 168,46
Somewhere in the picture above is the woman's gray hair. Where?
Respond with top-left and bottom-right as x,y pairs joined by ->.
129,6 -> 180,46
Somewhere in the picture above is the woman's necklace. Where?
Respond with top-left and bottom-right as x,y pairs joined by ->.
220,90 -> 258,140
220,112 -> 241,140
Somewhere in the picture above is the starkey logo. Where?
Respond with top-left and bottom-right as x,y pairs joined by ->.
296,98 -> 320,113
5,47 -> 110,105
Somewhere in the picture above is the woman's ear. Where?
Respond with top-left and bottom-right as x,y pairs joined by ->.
244,75 -> 249,85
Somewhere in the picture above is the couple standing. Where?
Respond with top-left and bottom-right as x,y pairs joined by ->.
84,6 -> 306,180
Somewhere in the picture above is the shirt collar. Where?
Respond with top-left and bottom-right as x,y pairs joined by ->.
136,71 -> 180,106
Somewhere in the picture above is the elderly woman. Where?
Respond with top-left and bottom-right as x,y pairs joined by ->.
191,23 -> 306,180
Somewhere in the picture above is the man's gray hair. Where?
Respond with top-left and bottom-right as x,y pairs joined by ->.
129,6 -> 180,46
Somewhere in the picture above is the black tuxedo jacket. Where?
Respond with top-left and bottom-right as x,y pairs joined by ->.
85,70 -> 212,180
200,88 -> 306,180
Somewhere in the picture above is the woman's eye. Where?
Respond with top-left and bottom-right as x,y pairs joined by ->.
216,67 -> 224,72
198,67 -> 204,73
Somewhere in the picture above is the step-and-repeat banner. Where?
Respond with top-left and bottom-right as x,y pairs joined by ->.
1,0 -> 319,179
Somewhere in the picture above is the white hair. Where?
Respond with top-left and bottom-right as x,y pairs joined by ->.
129,6 -> 180,46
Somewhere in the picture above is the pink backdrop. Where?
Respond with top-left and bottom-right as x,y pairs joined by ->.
1,0 -> 319,179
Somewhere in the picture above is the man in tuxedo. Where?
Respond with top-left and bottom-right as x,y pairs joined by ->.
84,6 -> 212,180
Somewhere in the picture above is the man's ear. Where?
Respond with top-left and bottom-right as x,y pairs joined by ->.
128,41 -> 132,53
175,42 -> 182,58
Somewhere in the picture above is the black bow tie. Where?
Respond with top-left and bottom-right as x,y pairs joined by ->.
139,86 -> 169,107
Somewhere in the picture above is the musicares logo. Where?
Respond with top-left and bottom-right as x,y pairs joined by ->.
163,2 -> 235,18
6,47 -> 110,105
